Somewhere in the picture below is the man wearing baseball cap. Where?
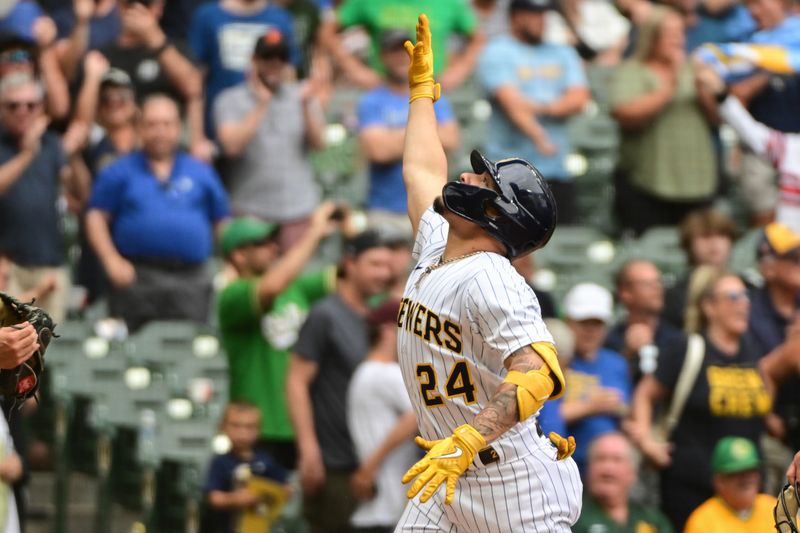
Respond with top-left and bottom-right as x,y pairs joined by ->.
561,283 -> 632,472
476,0 -> 589,223
214,27 -> 326,251
217,203 -> 341,470
286,230 -> 393,532
684,437 -> 775,532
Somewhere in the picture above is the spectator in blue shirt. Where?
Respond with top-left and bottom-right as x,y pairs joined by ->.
477,0 -> 589,223
86,94 -> 230,332
684,2 -> 756,52
560,283 -> 632,473
188,0 -> 299,138
0,0 -> 50,44
357,29 -> 459,238
205,401 -> 290,533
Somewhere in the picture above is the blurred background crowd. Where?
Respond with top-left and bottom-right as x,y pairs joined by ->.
0,0 -> 798,531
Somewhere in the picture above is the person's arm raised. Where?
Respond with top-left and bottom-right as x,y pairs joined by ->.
402,14 -> 447,237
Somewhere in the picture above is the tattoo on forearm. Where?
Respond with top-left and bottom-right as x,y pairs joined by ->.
472,344 -> 546,443
472,384 -> 519,442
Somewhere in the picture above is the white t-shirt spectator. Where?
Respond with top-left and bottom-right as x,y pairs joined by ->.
347,360 -> 417,528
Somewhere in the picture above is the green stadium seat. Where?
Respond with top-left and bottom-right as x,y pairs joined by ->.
730,227 -> 761,275
535,225 -> 614,270
125,321 -> 213,368
634,226 -> 688,279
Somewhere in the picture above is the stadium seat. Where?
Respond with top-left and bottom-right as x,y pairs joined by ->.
634,226 -> 689,279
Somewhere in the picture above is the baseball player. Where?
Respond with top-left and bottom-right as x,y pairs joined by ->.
396,14 -> 582,532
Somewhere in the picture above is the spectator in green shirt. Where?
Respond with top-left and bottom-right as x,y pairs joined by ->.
217,203 -> 341,470
327,0 -> 484,90
574,432 -> 674,533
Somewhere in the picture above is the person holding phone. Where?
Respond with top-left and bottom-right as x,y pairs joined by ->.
214,29 -> 326,251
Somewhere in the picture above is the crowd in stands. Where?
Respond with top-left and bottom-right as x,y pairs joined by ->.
0,0 -> 798,531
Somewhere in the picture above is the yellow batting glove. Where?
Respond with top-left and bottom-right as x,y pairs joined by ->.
402,424 -> 485,504
403,13 -> 440,103
549,431 -> 576,460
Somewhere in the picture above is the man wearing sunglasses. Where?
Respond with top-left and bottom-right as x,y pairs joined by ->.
0,73 -> 87,323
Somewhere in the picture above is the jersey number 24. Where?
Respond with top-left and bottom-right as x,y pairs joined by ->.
416,362 -> 477,407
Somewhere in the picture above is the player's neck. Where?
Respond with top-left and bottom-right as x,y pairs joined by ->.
443,233 -> 503,262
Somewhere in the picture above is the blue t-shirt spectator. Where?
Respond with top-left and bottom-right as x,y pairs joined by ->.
0,1 -> 42,42
357,86 -> 455,213
0,131 -> 65,267
538,396 -> 566,437
204,450 -> 288,533
89,151 -> 229,264
477,35 -> 587,181
685,5 -> 756,51
188,2 -> 299,136
566,347 -> 632,469
746,15 -> 800,132
51,5 -> 121,52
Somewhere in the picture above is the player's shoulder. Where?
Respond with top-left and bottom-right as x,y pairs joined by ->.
466,253 -> 537,303
470,253 -> 530,289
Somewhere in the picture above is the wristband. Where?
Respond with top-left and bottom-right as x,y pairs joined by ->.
152,40 -> 170,57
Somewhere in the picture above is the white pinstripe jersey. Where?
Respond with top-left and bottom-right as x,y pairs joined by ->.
398,208 -> 554,460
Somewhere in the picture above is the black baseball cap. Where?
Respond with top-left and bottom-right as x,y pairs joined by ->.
343,230 -> 388,257
379,29 -> 412,51
253,28 -> 290,62
510,0 -> 556,12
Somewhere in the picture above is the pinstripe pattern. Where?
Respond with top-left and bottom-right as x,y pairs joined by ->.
396,208 -> 582,532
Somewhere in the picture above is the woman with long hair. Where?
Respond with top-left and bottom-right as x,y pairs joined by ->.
627,267 -> 771,530
610,6 -> 719,235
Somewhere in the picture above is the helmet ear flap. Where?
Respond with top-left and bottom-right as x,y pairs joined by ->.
483,198 -> 501,221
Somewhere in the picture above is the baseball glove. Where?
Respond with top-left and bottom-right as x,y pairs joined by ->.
775,482 -> 799,533
0,292 -> 56,407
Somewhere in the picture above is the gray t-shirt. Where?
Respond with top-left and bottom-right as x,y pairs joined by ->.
213,82 -> 320,222
293,294 -> 368,470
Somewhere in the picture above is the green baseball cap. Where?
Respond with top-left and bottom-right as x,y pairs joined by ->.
711,437 -> 761,474
220,218 -> 279,256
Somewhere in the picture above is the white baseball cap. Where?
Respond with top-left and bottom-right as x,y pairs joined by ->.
563,283 -> 613,324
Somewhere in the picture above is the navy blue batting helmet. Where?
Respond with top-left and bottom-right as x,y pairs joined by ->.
442,150 -> 557,259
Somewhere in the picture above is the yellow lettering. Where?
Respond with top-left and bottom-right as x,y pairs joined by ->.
705,366 -> 771,418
